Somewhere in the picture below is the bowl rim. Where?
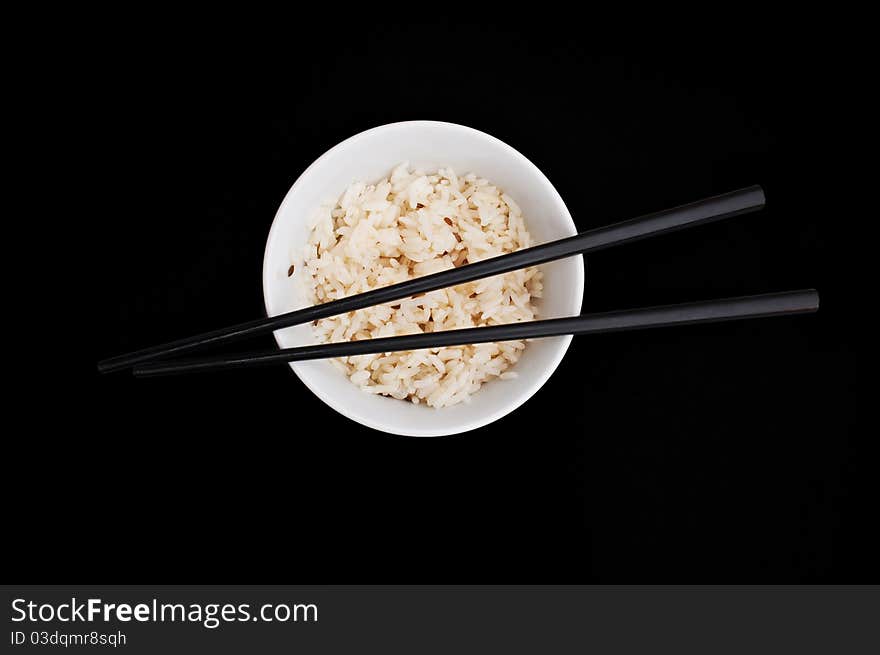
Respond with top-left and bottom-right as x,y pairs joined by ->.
262,120 -> 584,437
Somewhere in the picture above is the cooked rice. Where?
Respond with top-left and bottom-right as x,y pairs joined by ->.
300,163 -> 543,408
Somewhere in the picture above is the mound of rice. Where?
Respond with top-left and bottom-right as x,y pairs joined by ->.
300,163 -> 543,408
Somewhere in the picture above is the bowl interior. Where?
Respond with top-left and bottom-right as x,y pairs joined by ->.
263,121 -> 583,436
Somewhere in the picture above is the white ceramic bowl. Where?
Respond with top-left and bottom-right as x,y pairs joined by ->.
263,121 -> 584,436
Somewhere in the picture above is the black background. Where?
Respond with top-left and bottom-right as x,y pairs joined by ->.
21,31 -> 867,581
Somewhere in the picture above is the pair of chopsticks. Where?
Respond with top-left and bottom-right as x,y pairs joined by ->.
98,185 -> 819,378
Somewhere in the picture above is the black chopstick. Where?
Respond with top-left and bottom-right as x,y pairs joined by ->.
133,290 -> 817,377
100,185 -> 765,373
